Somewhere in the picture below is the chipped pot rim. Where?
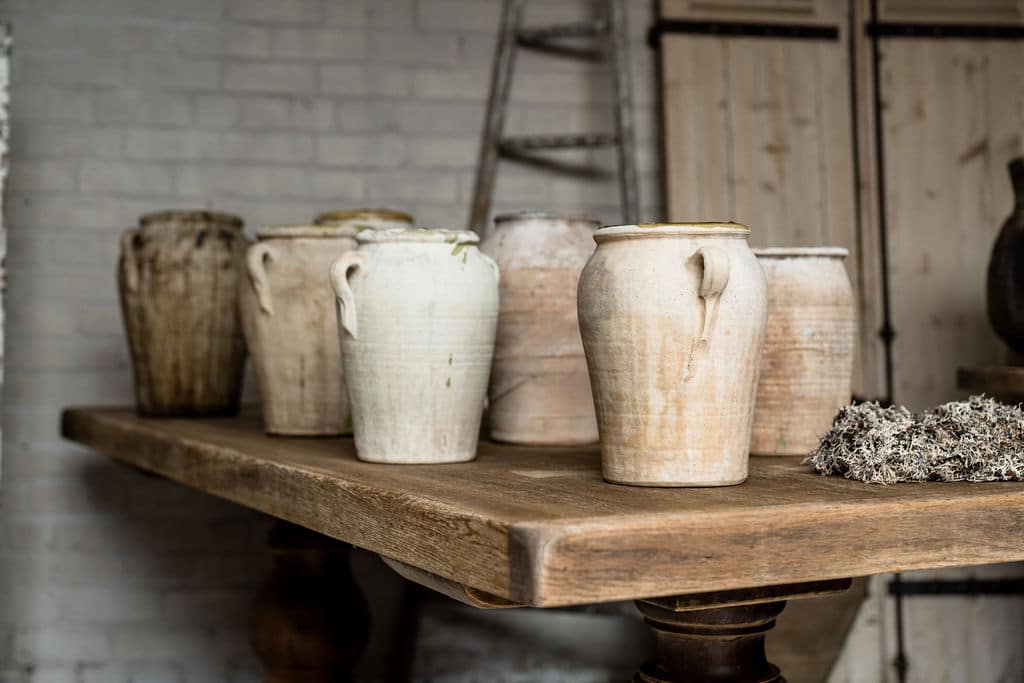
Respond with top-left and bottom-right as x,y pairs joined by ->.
140,209 -> 244,228
493,210 -> 602,226
256,224 -> 360,239
313,208 -> 414,227
594,222 -> 749,242
754,247 -> 849,258
356,228 -> 480,245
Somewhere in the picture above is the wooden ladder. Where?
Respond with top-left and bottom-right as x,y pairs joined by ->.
468,0 -> 639,233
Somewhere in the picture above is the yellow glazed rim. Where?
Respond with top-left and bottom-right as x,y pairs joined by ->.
594,222 -> 749,243
313,208 -> 414,226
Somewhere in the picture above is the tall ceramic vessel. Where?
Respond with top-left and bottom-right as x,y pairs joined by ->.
330,229 -> 499,464
577,223 -> 767,487
480,211 -> 599,445
241,224 -> 360,436
986,157 -> 1024,355
751,248 -> 856,455
119,210 -> 248,416
314,208 -> 413,231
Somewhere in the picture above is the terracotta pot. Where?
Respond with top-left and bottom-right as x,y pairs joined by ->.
119,210 -> 248,416
480,211 -> 599,445
313,208 -> 413,231
577,223 -> 767,487
751,248 -> 856,456
241,224 -> 361,436
329,229 -> 499,464
986,157 -> 1024,355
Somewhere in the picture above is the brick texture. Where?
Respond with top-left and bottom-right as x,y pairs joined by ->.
0,1 -> 662,682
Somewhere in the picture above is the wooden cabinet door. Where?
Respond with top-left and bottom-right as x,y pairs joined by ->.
659,0 -> 886,397
869,2 -> 1024,408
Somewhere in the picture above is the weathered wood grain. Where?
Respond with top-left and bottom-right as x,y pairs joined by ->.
63,408 -> 1024,607
659,0 -> 885,400
881,37 -> 1024,409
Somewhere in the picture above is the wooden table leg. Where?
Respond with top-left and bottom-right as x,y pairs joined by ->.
633,579 -> 852,683
250,521 -> 369,683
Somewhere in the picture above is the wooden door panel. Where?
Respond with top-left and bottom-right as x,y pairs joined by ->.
882,38 -> 1024,408
659,0 -> 882,395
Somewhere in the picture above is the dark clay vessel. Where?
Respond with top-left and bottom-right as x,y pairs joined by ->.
987,157 -> 1024,355
119,210 -> 249,416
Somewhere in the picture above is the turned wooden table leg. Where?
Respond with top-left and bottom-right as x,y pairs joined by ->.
250,521 -> 369,683
633,579 -> 852,683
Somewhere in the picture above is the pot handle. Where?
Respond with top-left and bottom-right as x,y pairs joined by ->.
120,228 -> 140,293
330,251 -> 364,340
246,243 -> 277,316
480,252 -> 500,285
695,246 -> 730,344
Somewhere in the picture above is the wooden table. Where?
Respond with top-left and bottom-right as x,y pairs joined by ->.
63,408 -> 1024,682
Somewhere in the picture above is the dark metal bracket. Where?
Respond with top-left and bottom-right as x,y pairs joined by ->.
867,22 -> 1024,39
647,19 -> 839,47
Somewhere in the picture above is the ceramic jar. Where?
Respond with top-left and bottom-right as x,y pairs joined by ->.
577,223 -> 767,487
480,211 -> 599,445
314,208 -> 414,231
751,248 -> 856,455
329,229 -> 500,464
986,157 -> 1024,355
119,210 -> 248,416
240,224 -> 361,436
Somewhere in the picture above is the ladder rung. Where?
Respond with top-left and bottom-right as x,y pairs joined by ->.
517,21 -> 608,44
499,133 -> 617,153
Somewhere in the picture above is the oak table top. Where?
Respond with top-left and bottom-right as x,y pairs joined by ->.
62,407 -> 1024,608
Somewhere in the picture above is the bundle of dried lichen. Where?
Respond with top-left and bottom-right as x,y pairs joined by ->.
806,396 -> 1024,484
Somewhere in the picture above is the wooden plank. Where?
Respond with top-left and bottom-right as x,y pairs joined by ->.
661,35 -> 732,221
659,0 -> 885,399
878,0 -> 1024,25
882,37 -> 1024,409
660,0 -> 840,25
63,408 -> 1024,607
851,0 -> 890,400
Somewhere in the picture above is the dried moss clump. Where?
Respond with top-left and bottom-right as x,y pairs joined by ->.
806,396 -> 1024,484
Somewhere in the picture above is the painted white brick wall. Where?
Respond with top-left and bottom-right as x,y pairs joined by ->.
0,1 -> 662,682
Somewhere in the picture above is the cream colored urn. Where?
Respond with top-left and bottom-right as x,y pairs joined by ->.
480,211 -> 599,446
240,224 -> 362,436
751,248 -> 856,455
330,229 -> 500,464
577,223 -> 767,487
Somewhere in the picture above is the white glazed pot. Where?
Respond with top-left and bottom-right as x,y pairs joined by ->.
330,229 -> 499,464
240,224 -> 360,436
480,211 -> 599,446
751,248 -> 856,455
577,223 -> 768,487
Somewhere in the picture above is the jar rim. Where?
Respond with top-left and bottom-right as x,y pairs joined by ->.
140,209 -> 243,228
754,247 -> 849,258
256,224 -> 359,239
493,210 -> 601,226
594,222 -> 749,242
313,208 -> 414,225
356,228 -> 479,245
